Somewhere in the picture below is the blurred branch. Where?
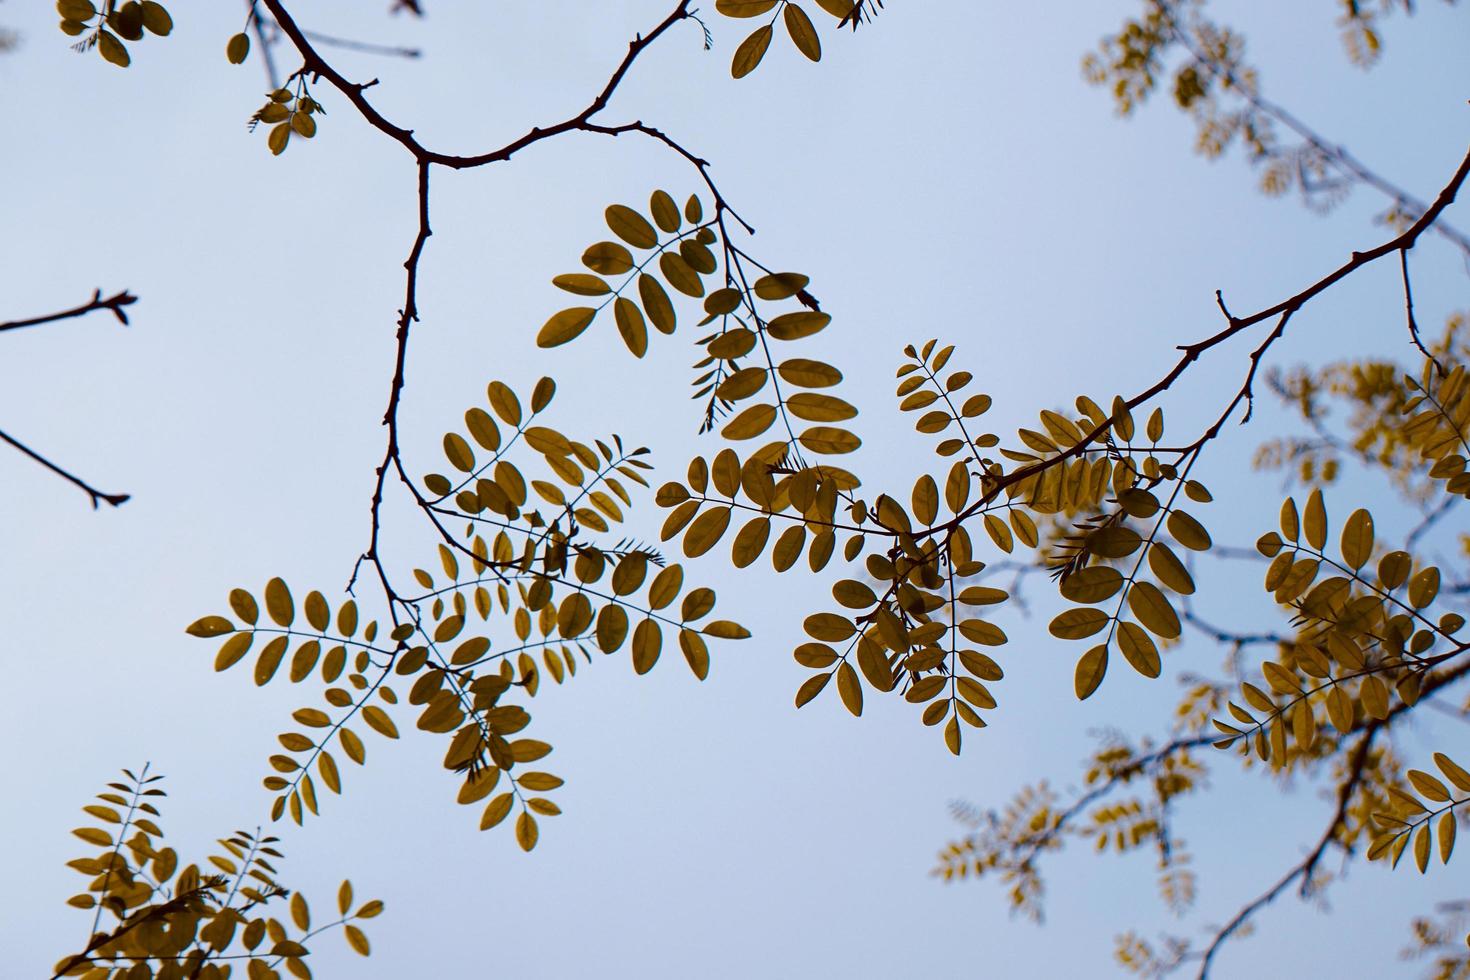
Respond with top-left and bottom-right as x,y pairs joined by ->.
1,289 -> 135,507
0,428 -> 129,508
0,288 -> 135,334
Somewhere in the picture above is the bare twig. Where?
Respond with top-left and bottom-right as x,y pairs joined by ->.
0,288 -> 135,334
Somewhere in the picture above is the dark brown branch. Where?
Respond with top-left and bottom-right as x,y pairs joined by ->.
0,428 -> 130,508
0,288 -> 135,334
347,158 -> 432,607
1401,247 -> 1446,377
939,143 -> 1470,539
259,0 -> 697,169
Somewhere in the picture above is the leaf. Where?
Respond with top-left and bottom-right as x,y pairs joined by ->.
480,793 -> 514,829
722,404 -> 778,440
1127,581 -> 1180,638
613,297 -> 648,358
1436,752 -> 1470,793
187,616 -> 234,638
784,4 -> 821,61
1058,566 -> 1123,604
552,273 -> 610,296
1147,542 -> 1195,595
361,706 -> 399,739
1408,769 -> 1451,803
1117,622 -> 1160,677
778,358 -> 842,387
1166,511 -> 1211,551
768,311 -> 830,340
97,29 -> 130,67
516,812 -> 539,851
537,307 -> 597,348
632,618 -> 662,674
650,190 -> 681,232
1340,508 -> 1374,569
1360,674 -> 1390,719
265,577 -> 294,627
716,0 -> 778,15
267,123 -> 291,155
798,426 -> 860,454
582,241 -> 633,275
1074,645 -> 1108,699
1303,488 -> 1327,550
680,629 -> 711,679
344,924 -> 370,956
786,392 -> 857,421
605,204 -> 658,249
683,507 -> 732,558
1049,608 -> 1109,640
732,25 -> 774,78
754,272 -> 810,299
638,274 -> 677,335
659,252 -> 704,297
795,671 -> 830,707
836,662 -> 862,716
227,32 -> 250,64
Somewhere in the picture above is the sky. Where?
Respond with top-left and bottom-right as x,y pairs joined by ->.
2,1 -> 1469,977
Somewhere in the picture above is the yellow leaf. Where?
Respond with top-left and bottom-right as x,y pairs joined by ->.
768,311 -> 830,341
98,29 -> 130,67
784,3 -> 821,61
537,307 -> 597,348
680,629 -> 710,679
344,924 -> 370,956
795,671 -> 830,707
1147,542 -> 1195,595
582,241 -> 633,275
362,705 -> 398,739
722,403 -> 778,440
836,662 -> 862,716
1436,752 -> 1470,792
605,204 -> 657,249
265,577 -> 294,627
1074,645 -> 1108,699
187,616 -> 234,638
786,392 -> 857,421
1049,608 -> 1109,640
798,426 -> 860,454
638,274 -> 677,335
552,273 -> 610,296
1303,487 -> 1327,550
613,297 -> 648,358
1117,622 -> 1160,677
227,32 -> 250,64
778,358 -> 842,387
650,189 -> 681,233
1166,511 -> 1211,552
683,507 -> 732,558
480,793 -> 514,829
1127,581 -> 1180,638
717,0 -> 778,16
732,24 -> 773,78
1058,566 -> 1123,604
632,618 -> 662,674
516,812 -> 539,851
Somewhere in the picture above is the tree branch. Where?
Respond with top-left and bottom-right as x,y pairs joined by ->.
0,428 -> 130,508
0,288 -> 135,334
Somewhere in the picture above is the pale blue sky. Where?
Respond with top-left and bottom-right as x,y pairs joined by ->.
2,1 -> 1468,977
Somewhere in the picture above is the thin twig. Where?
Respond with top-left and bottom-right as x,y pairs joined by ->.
0,288 -> 135,334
